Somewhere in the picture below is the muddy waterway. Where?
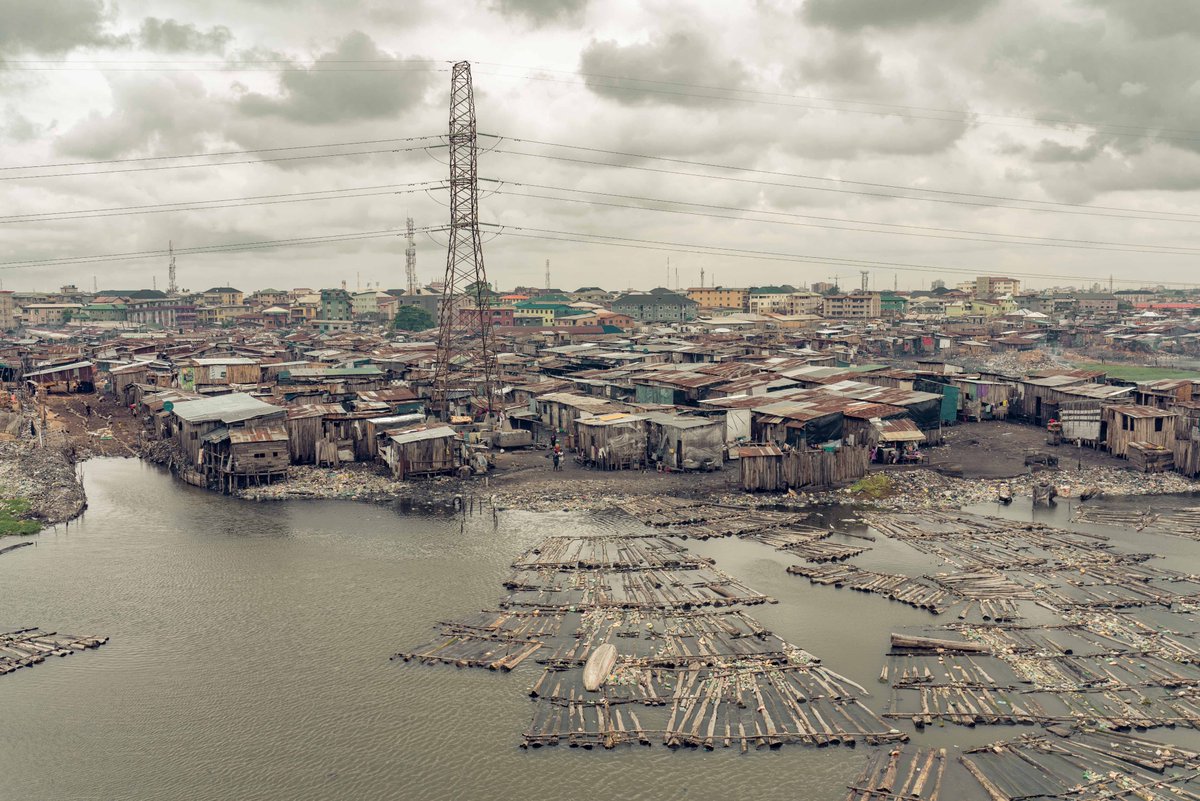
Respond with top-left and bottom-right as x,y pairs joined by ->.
2,458 -> 1199,800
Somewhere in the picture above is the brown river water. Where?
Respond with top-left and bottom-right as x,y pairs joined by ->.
2,458 -> 1199,800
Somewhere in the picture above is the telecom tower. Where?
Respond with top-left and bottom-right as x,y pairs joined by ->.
860,270 -> 870,292
405,217 -> 417,295
167,241 -> 177,296
545,258 -> 550,291
432,62 -> 497,421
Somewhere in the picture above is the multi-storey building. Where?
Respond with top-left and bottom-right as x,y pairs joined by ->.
975,276 -> 1021,298
612,288 -> 698,322
687,286 -> 748,312
820,293 -> 881,319
0,291 -> 15,330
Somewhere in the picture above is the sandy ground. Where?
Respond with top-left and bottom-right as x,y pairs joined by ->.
39,392 -> 143,459
911,420 -> 1128,479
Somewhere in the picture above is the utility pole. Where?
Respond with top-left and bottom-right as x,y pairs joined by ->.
432,61 -> 497,421
666,256 -> 670,289
405,216 -> 418,295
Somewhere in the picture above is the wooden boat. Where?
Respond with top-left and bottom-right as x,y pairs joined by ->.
583,643 -> 617,691
997,484 -> 1013,504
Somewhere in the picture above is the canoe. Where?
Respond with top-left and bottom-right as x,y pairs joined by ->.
583,643 -> 618,691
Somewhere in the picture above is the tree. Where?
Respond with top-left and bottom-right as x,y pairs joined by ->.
393,305 -> 434,331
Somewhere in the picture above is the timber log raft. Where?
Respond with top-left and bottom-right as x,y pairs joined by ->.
0,628 -> 108,675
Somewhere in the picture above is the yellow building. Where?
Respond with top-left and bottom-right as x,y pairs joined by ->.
686,287 -> 748,312
200,286 -> 245,306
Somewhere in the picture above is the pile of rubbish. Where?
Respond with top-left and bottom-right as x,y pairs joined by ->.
979,349 -> 1068,376
830,466 -> 1199,511
0,441 -> 86,524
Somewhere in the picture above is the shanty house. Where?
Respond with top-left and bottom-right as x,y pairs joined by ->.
380,424 -> 462,479
25,360 -> 95,393
576,413 -> 647,469
182,357 -> 262,389
1103,405 -> 1178,458
202,423 -> 290,492
170,393 -> 285,468
641,412 -> 724,470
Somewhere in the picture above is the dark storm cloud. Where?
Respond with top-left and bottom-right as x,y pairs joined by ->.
492,0 -> 588,24
238,32 -> 434,124
139,18 -> 232,54
801,0 -> 996,30
579,32 -> 749,107
0,0 -> 125,53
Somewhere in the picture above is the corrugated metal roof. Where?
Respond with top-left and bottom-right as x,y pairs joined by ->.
25,360 -> 94,377
738,444 -> 782,458
1109,405 -> 1178,419
228,424 -> 289,444
171,393 -> 283,424
388,424 -> 457,444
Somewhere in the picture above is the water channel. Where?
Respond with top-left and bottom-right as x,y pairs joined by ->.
2,458 -> 1198,800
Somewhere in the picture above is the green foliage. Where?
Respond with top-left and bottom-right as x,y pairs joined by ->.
0,497 -> 41,536
1072,362 -> 1200,381
848,473 -> 892,499
393,305 -> 435,331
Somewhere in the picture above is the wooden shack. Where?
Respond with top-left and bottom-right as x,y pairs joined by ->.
738,444 -> 784,491
381,424 -> 462,479
1103,404 -> 1178,458
24,360 -> 95,394
1171,403 -> 1200,477
202,423 -> 290,492
184,357 -> 262,389
1127,441 -> 1175,473
170,393 -> 285,468
642,412 -> 724,471
576,413 -> 647,470
284,403 -> 341,464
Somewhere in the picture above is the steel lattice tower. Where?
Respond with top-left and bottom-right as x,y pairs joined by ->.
167,240 -> 177,296
432,61 -> 497,421
405,216 -> 417,295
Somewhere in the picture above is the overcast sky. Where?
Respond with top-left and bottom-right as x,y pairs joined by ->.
3,0 -> 1200,294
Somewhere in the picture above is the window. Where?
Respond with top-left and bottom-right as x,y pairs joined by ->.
189,431 -> 198,440
1155,417 -> 1164,432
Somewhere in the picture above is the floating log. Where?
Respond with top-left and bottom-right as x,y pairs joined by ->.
583,643 -> 617,691
890,633 -> 989,654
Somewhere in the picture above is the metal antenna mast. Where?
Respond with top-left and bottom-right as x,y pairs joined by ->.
167,240 -> 177,296
405,216 -> 417,295
545,258 -> 550,290
432,61 -> 497,421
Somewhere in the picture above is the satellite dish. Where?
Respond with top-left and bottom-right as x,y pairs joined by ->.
163,401 -> 174,412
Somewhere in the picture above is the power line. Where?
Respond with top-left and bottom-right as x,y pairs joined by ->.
485,135 -> 1200,220
490,181 -> 1200,257
0,182 -> 446,224
0,143 -> 445,181
489,147 -> 1200,225
0,135 -> 443,171
0,226 -> 446,270
486,225 -> 1200,288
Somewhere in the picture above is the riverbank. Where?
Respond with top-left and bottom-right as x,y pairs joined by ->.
0,439 -> 87,529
